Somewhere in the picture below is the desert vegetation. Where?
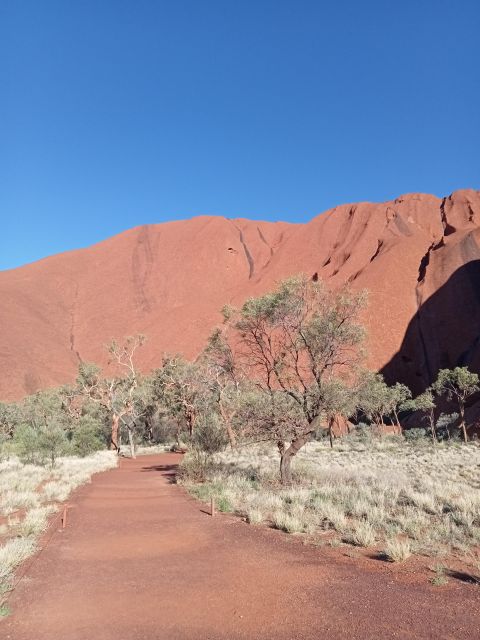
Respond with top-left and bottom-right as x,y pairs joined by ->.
179,436 -> 480,568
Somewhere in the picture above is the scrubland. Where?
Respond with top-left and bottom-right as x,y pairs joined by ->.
0,451 -> 117,612
179,434 -> 480,575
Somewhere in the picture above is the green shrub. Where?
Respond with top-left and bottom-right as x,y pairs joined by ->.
71,417 -> 105,457
216,496 -> 233,512
37,426 -> 70,465
12,424 -> 40,463
404,427 -> 428,442
12,423 -> 70,465
192,413 -> 228,455
177,450 -> 214,483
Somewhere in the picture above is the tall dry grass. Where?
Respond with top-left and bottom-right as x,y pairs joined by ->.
179,435 -> 480,569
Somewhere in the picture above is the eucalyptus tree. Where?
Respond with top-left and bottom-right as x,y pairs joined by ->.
76,335 -> 150,457
358,373 -> 411,432
152,355 -> 213,442
216,275 -> 367,483
202,327 -> 243,448
432,367 -> 479,443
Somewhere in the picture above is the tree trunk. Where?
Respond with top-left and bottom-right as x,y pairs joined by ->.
186,410 -> 196,437
328,417 -> 334,449
459,405 -> 468,443
111,414 -> 120,452
280,450 -> 293,485
393,410 -> 402,435
128,428 -> 136,459
225,421 -> 237,448
429,410 -> 437,443
278,432 -> 313,485
219,401 -> 237,448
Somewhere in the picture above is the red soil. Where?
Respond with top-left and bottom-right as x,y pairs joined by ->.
1,189 -> 480,402
3,454 -> 479,639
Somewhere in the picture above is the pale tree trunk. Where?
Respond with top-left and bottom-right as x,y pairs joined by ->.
225,421 -> 237,448
219,401 -> 237,448
428,409 -> 437,444
278,432 -> 313,485
393,410 -> 403,435
111,414 -> 120,452
128,428 -> 136,458
459,404 -> 468,443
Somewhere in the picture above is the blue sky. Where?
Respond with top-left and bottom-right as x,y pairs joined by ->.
1,0 -> 479,270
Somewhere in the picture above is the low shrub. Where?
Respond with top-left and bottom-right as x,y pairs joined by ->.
404,428 -> 428,442
71,418 -> 105,457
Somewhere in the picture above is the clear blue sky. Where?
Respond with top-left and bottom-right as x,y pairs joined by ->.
1,0 -> 479,270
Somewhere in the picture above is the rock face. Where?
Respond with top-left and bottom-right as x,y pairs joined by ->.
1,189 -> 479,401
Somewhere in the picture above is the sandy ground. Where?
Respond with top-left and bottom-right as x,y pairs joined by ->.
3,453 -> 479,639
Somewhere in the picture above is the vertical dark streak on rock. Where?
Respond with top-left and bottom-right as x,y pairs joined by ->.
414,243 -> 436,383
69,281 -> 82,362
132,226 -> 154,312
233,224 -> 254,278
257,226 -> 274,257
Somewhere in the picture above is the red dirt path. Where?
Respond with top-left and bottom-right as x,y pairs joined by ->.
3,454 -> 480,639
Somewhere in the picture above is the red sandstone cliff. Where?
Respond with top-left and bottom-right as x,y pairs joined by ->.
1,189 -> 479,400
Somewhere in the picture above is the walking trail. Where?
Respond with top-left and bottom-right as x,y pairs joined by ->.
3,454 -> 479,639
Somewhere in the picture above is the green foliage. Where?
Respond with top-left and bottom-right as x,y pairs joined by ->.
432,367 -> 479,442
357,374 -> 412,428
432,367 -> 479,401
152,356 -> 213,437
192,413 -> 228,455
234,386 -> 307,444
12,424 -> 40,463
37,426 -> 70,466
176,450 -> 214,483
71,416 -> 105,457
214,275 -> 368,481
404,427 -> 428,442
228,276 -> 367,437
407,389 -> 435,413
216,496 -> 233,512
436,412 -> 460,440
12,422 -> 70,465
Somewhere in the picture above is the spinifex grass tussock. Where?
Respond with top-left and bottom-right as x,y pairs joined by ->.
179,435 -> 480,569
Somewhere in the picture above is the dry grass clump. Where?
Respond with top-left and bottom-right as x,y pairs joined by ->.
179,435 -> 480,569
0,538 -> 36,582
0,451 -> 117,610
383,538 -> 412,562
343,521 -> 376,547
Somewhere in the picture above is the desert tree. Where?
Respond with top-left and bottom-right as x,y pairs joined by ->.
432,367 -> 479,443
152,355 -> 213,442
357,372 -> 390,429
218,275 -> 367,483
357,373 -> 410,433
202,327 -> 243,448
320,377 -> 358,447
389,382 -> 412,432
76,335 -> 149,457
404,389 -> 437,442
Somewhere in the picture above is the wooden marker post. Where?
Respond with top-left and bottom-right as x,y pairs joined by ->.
210,496 -> 215,517
62,504 -> 68,529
